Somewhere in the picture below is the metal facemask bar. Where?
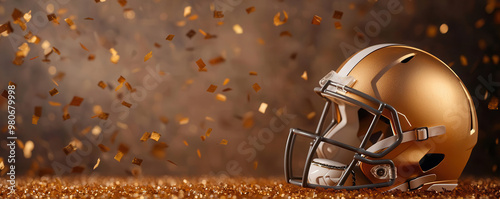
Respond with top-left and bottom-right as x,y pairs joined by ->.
284,79 -> 404,190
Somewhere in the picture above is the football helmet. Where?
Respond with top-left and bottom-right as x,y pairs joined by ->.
284,44 -> 478,192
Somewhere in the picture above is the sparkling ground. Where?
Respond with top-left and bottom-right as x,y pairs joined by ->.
0,176 -> 499,198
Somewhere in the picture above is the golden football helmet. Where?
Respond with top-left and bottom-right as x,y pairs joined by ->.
284,44 -> 478,192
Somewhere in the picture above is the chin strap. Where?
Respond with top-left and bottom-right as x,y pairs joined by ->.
389,174 -> 437,191
367,126 -> 446,153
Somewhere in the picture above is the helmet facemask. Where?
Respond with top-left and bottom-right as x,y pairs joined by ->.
284,70 -> 404,190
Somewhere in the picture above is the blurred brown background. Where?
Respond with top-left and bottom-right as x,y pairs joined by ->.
0,0 -> 498,178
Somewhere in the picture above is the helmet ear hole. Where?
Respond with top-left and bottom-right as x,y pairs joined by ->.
419,153 -> 445,172
400,54 -> 415,63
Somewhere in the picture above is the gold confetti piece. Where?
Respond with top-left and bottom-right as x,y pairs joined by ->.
48,101 -> 61,106
179,117 -> 189,125
273,10 -> 288,26
253,161 -> 258,170
223,78 -> 230,85
140,132 -> 151,142
206,128 -> 212,137
49,88 -> 59,96
186,29 -> 196,39
209,56 -> 225,65
70,96 -> 83,106
165,34 -> 175,41
207,84 -> 217,93
0,158 -> 3,170
29,56 -> 38,60
184,6 -> 192,17
167,160 -> 177,166
233,24 -> 243,34
23,10 -> 31,22
312,15 -> 322,25
150,131 -> 161,141
259,103 -> 268,114
183,140 -> 189,146
200,136 -> 206,141
252,83 -> 261,92
0,21 -> 14,35
144,51 -> 153,62
280,31 -> 292,37
217,21 -> 224,26
88,54 -> 95,61
118,143 -> 129,155
63,144 -> 75,155
196,58 -> 206,69
47,13 -> 59,24
489,96 -> 499,110
333,10 -> 343,19
220,139 -> 228,145
216,93 -> 227,102
249,71 -> 258,76
334,21 -> 342,29
307,112 -> 316,119
246,7 -> 255,14
64,18 -> 74,26
93,158 -> 100,170
16,140 -> 24,149
132,157 -> 143,166
23,140 -> 34,158
118,0 -> 127,7
114,151 -> 124,162
197,149 -> 201,158
120,101 -> 131,108
222,88 -> 232,92
98,81 -> 107,89
110,48 -> 119,64
62,114 -> 71,121
80,42 -> 89,51
460,55 -> 468,66
188,14 -> 198,20
71,166 -> 84,173
84,17 -> 94,20
426,25 -> 438,38
12,8 -> 23,21
52,47 -> 60,55
257,38 -> 265,45
154,42 -> 161,48
98,144 -> 110,152
301,71 -> 308,80
205,116 -> 215,121
214,10 -> 224,18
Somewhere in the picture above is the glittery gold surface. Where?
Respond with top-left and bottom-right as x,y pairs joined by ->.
1,177 -> 499,198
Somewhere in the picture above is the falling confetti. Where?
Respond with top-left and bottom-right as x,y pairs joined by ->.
121,101 -> 132,108
460,55 -> 468,66
207,84 -> 217,93
114,151 -> 124,162
220,139 -> 228,145
223,78 -> 230,85
144,51 -> 152,62
63,144 -> 75,155
165,34 -> 175,41
334,21 -> 342,29
333,10 -> 343,19
132,157 -> 143,166
206,128 -> 212,137
252,83 -> 261,92
233,24 -> 243,34
69,96 -> 83,106
273,10 -> 288,26
489,96 -> 499,110
140,132 -> 151,142
216,93 -> 227,102
246,7 -> 255,14
179,117 -> 189,125
213,10 -> 224,18
196,58 -> 206,70
259,103 -> 268,114
110,48 -> 120,64
98,81 -> 107,89
32,106 -> 42,125
98,144 -> 110,152
93,158 -> 100,170
23,140 -> 34,158
150,131 -> 161,141
183,140 -> 189,146
312,15 -> 322,25
197,149 -> 201,158
249,71 -> 258,76
301,71 -> 308,80
186,29 -> 196,39
253,161 -> 258,170
80,42 -> 89,51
